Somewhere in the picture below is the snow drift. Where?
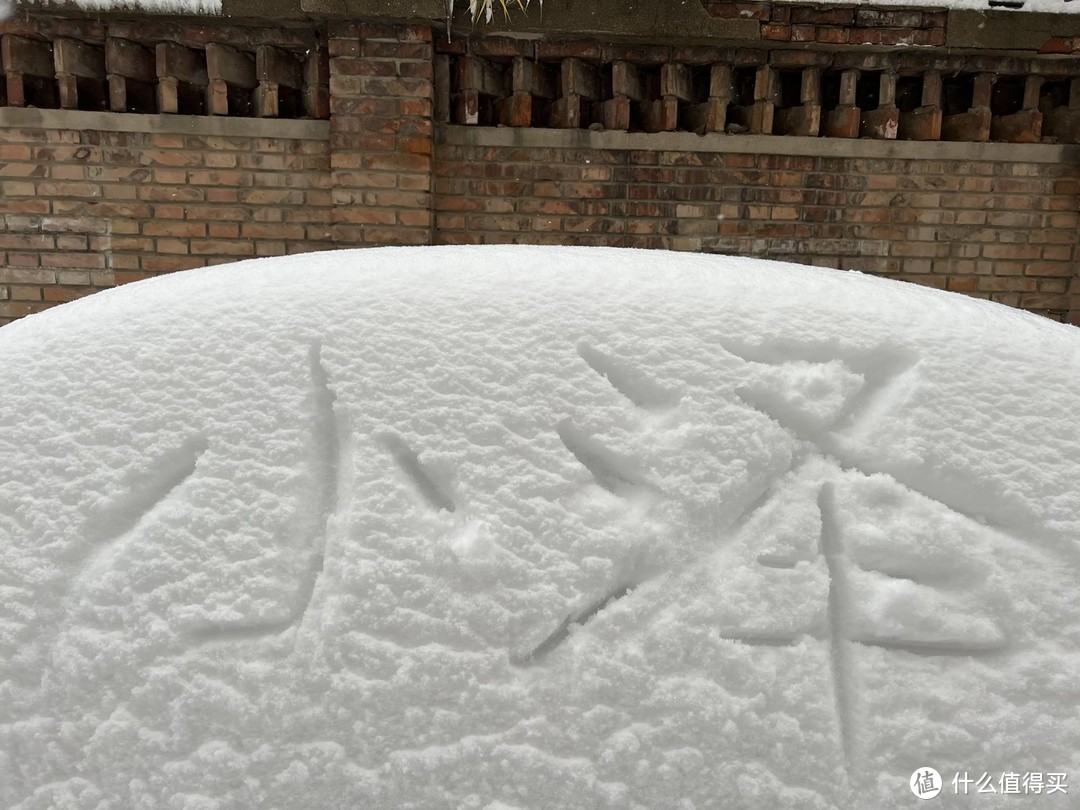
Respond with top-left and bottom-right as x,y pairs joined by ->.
1,245 -> 1078,809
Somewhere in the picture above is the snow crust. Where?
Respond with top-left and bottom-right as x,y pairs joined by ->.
1,245 -> 1079,809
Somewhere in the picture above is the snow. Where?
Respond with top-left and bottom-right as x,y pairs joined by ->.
12,0 -> 1080,15
14,0 -> 222,14
773,0 -> 1078,13
1,244 -> 1079,809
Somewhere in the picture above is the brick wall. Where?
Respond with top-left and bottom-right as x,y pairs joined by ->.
434,129 -> 1080,320
0,112 -> 333,321
327,21 -> 434,246
703,2 -> 947,48
0,20 -> 437,324
1,15 -> 1078,326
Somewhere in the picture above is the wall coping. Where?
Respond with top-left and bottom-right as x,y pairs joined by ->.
439,124 -> 1080,164
14,1 -> 1080,51
2,109 -> 1075,161
0,108 -> 331,140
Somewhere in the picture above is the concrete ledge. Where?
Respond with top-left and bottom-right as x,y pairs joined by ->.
439,124 -> 1080,164
946,9 -> 1080,50
439,0 -> 760,44
0,108 -> 331,140
223,0 -> 760,41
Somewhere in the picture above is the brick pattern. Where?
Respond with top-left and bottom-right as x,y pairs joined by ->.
1,16 -> 1078,327
438,42 -> 1080,144
327,22 -> 434,246
703,2 -> 947,47
0,127 -> 332,322
434,143 -> 1080,322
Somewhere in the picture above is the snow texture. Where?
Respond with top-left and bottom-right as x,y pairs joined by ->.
1,245 -> 1079,809
18,0 -> 221,14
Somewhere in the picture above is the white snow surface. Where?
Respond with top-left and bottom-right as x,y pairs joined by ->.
1,245 -> 1079,809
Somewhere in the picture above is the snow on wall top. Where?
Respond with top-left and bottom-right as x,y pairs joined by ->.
10,0 -> 1080,15
12,0 -> 222,14
2,245 -> 1079,809
773,0 -> 1078,13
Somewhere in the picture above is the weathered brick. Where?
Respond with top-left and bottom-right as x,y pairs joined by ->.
0,268 -> 55,284
815,27 -> 849,44
762,23 -> 792,41
188,239 -> 254,256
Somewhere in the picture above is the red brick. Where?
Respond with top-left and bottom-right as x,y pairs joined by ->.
399,137 -> 433,155
793,7 -> 854,25
946,276 -> 978,292
762,23 -> 792,41
536,41 -> 604,61
1039,36 -> 1074,55
849,29 -> 883,46
189,240 -> 255,256
327,39 -> 360,58
140,256 -> 204,271
815,27 -> 849,44
855,9 -> 922,27
42,286 -> 92,303
706,2 -> 771,21
361,41 -> 431,60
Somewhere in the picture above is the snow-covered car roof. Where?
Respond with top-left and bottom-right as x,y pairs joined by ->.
2,245 -> 1079,808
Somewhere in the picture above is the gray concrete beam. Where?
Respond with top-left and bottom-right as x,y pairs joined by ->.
0,106 -> 330,139
438,121 -> 1080,164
